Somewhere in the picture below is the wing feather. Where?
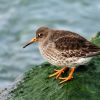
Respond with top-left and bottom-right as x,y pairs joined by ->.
54,32 -> 100,57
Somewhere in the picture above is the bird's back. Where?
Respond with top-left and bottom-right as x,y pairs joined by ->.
49,30 -> 100,58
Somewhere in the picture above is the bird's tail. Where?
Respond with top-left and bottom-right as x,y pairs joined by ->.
86,50 -> 100,57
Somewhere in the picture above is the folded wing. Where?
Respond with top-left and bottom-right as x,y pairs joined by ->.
54,32 -> 100,58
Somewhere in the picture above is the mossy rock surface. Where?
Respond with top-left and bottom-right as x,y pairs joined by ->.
92,32 -> 100,45
10,33 -> 100,100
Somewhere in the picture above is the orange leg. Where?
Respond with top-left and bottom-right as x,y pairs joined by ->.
59,67 -> 75,84
49,67 -> 67,79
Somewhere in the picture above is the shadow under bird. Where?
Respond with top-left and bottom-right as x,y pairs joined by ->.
23,27 -> 100,84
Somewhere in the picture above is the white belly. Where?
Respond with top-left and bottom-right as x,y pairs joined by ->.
75,57 -> 92,65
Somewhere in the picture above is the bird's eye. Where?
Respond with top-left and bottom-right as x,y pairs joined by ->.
38,33 -> 43,38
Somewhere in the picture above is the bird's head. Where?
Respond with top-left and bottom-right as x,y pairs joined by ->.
23,27 -> 49,48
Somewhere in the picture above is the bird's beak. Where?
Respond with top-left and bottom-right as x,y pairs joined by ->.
23,37 -> 38,48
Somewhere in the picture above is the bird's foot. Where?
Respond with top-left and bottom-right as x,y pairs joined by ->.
49,67 -> 67,79
59,75 -> 73,84
59,67 -> 75,84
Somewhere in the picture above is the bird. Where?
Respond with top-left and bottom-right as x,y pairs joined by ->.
23,27 -> 100,84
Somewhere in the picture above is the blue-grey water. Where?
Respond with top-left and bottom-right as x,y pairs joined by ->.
0,0 -> 100,88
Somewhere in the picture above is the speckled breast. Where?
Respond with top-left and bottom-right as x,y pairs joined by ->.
39,44 -> 79,67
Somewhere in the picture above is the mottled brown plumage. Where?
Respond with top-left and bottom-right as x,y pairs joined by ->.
23,26 -> 100,83
36,27 -> 100,58
54,33 -> 100,57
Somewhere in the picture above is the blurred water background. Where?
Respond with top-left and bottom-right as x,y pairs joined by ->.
0,0 -> 100,88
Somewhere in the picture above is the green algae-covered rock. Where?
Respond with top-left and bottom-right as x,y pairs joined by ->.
11,58 -> 100,100
1,33 -> 100,100
92,32 -> 100,45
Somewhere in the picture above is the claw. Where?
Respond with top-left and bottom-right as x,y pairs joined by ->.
59,76 -> 73,84
59,67 -> 75,84
49,67 -> 67,79
54,69 -> 59,72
